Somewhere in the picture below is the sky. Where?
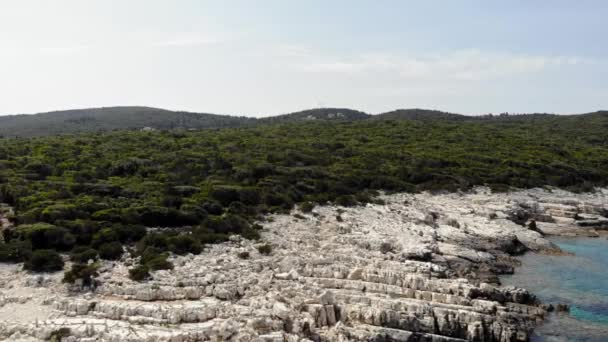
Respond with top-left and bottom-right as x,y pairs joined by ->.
0,0 -> 607,117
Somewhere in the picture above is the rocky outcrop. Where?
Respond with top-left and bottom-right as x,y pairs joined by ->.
0,187 -> 606,341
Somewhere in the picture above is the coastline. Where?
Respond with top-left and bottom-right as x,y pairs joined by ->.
501,235 -> 608,342
0,187 -> 607,341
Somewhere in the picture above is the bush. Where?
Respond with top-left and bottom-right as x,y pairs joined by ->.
60,220 -> 101,246
63,263 -> 99,286
15,223 -> 75,250
196,231 -> 229,244
0,240 -> 32,262
129,264 -> 150,281
202,201 -> 223,216
202,214 -> 250,234
49,327 -> 71,342
140,246 -> 165,264
299,202 -> 315,213
241,226 -> 261,240
91,227 -> 119,247
239,187 -> 262,205
237,251 -> 250,259
113,224 -> 146,243
335,195 -> 357,207
24,249 -> 64,272
147,255 -> 174,271
380,242 -> 394,254
98,242 -> 123,260
70,247 -> 98,263
40,204 -> 83,223
169,234 -> 202,255
136,233 -> 170,253
210,186 -> 240,206
257,243 -> 272,255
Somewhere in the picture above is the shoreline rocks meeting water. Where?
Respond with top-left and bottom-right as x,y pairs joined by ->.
0,187 -> 607,341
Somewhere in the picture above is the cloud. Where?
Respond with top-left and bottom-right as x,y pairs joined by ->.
38,45 -> 93,55
154,31 -> 243,48
283,49 -> 587,82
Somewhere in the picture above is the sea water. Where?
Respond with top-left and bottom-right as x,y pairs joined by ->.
501,237 -> 608,341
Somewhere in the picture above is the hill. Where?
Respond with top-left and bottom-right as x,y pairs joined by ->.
0,106 -> 255,137
0,106 -> 606,138
258,108 -> 370,123
373,108 -> 467,121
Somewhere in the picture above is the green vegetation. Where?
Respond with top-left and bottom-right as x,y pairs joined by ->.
0,112 -> 607,279
257,244 -> 273,255
238,251 -> 250,259
0,106 -> 256,138
63,263 -> 99,286
23,249 -> 64,272
128,264 -> 150,281
49,328 -> 71,342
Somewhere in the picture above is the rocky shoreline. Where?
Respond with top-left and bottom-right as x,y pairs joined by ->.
0,187 -> 607,341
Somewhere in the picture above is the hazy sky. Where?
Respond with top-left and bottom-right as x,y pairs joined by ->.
1,1 -> 607,116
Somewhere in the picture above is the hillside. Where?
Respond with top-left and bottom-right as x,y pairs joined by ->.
1,106 -> 607,137
0,106 -> 256,137
2,115 -> 608,266
258,108 -> 371,123
373,108 -> 467,121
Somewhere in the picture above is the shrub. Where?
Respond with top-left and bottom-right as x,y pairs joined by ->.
210,186 -> 240,206
70,247 -> 98,263
24,249 -> 64,272
169,234 -> 202,255
202,201 -> 223,215
60,220 -> 101,246
380,242 -> 394,254
0,240 -> 32,262
24,161 -> 53,180
264,192 -> 293,208
113,224 -> 146,243
179,204 -> 208,221
40,204 -> 83,223
241,226 -> 261,240
195,230 -> 229,244
237,251 -> 250,259
49,327 -> 71,342
63,263 -> 99,286
136,232 -> 170,253
140,247 -> 165,264
202,214 -> 250,234
147,255 -> 174,271
129,264 -> 150,281
98,242 -> 123,260
239,187 -> 262,205
257,243 -> 272,255
335,195 -> 357,207
299,202 -> 315,213
15,223 -> 75,250
91,227 -> 119,247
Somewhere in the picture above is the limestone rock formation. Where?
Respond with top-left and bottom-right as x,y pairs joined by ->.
0,187 -> 606,341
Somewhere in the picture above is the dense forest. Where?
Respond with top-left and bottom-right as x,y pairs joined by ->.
1,111 -> 608,282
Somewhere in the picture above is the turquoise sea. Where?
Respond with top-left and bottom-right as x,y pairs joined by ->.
501,237 -> 608,342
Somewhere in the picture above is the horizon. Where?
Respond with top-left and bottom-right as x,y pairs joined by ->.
1,1 -> 607,116
1,105 -> 607,119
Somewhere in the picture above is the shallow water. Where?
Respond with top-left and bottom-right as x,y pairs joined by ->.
501,237 -> 608,342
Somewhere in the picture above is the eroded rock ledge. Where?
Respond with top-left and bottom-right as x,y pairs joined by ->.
0,187 -> 606,341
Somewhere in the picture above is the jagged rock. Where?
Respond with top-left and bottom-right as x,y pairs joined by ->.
1,187 -> 607,341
